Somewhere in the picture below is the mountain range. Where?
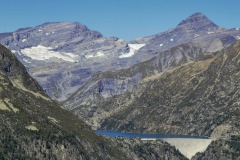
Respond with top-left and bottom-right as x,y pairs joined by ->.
1,12 -> 240,159
1,13 -> 240,103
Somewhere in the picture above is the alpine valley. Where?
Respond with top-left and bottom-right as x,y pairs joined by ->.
0,43 -> 185,159
1,12 -> 240,159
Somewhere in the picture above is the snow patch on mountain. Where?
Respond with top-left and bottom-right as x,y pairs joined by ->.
12,50 -> 21,55
194,34 -> 200,38
119,43 -> 146,58
207,32 -> 215,34
11,50 -> 17,53
22,39 -> 27,43
23,58 -> 31,63
85,51 -> 105,59
128,44 -> 146,50
21,45 -> 78,62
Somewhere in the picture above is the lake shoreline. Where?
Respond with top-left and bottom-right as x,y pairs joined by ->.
96,130 -> 210,139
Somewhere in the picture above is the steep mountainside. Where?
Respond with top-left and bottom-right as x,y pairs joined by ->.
0,22 -> 129,101
0,44 -> 186,159
98,41 -> 240,137
1,13 -> 240,102
63,13 -> 240,113
0,44 -> 124,159
67,41 -> 240,159
64,43 -> 213,111
65,40 -> 240,135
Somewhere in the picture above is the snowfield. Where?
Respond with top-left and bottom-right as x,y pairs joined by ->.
119,43 -> 146,58
21,45 -> 78,62
11,50 -> 17,53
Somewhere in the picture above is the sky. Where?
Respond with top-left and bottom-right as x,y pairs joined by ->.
1,0 -> 240,41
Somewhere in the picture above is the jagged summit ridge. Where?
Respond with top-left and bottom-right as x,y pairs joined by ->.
177,12 -> 219,30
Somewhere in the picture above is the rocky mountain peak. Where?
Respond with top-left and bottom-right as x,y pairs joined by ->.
177,12 -> 219,31
35,22 -> 103,37
37,22 -> 85,30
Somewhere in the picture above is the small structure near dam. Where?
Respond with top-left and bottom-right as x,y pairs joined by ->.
97,130 -> 212,159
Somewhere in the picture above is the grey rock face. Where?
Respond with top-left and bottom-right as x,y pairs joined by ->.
0,22 -> 129,100
64,43 -> 208,110
65,42 -> 232,130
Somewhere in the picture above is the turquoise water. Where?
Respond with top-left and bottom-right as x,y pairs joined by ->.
96,130 -> 209,139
